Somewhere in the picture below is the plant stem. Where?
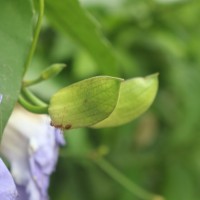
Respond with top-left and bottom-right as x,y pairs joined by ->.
18,95 -> 48,114
21,88 -> 47,107
93,157 -> 164,200
23,0 -> 44,75
23,77 -> 42,87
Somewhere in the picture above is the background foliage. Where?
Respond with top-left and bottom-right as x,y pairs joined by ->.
8,0 -> 200,199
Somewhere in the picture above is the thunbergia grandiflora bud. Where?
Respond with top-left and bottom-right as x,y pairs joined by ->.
49,74 -> 158,129
0,94 -> 18,200
1,104 -> 65,200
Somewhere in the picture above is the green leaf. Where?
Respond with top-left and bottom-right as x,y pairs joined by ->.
48,76 -> 122,129
92,74 -> 158,128
45,0 -> 119,76
0,0 -> 33,138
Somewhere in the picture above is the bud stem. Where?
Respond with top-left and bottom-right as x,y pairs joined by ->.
21,88 -> 47,107
23,0 -> 44,75
18,95 -> 48,114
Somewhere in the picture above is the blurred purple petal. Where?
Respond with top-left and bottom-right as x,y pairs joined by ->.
0,159 -> 18,200
16,184 -> 30,200
0,94 -> 3,103
55,128 -> 66,146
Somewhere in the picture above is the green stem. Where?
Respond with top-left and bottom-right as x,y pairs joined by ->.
23,0 -> 44,75
23,77 -> 42,87
18,95 -> 48,114
93,157 -> 164,200
21,88 -> 47,107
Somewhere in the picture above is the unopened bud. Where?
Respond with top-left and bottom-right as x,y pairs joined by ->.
41,63 -> 66,80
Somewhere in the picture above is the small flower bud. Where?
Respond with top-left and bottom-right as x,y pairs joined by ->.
41,63 -> 66,80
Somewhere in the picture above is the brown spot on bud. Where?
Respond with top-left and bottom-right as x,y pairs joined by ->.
64,124 -> 72,130
50,121 -> 72,130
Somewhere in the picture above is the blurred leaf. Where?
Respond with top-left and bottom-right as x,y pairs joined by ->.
45,0 -> 119,76
164,162 -> 199,200
92,74 -> 158,128
48,76 -> 122,129
72,50 -> 98,79
0,0 -> 33,138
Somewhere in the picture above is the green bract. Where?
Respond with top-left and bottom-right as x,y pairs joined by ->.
48,76 -> 122,129
92,74 -> 158,128
48,74 -> 158,129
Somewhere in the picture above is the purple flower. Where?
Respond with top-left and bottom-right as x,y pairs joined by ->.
1,105 -> 65,200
